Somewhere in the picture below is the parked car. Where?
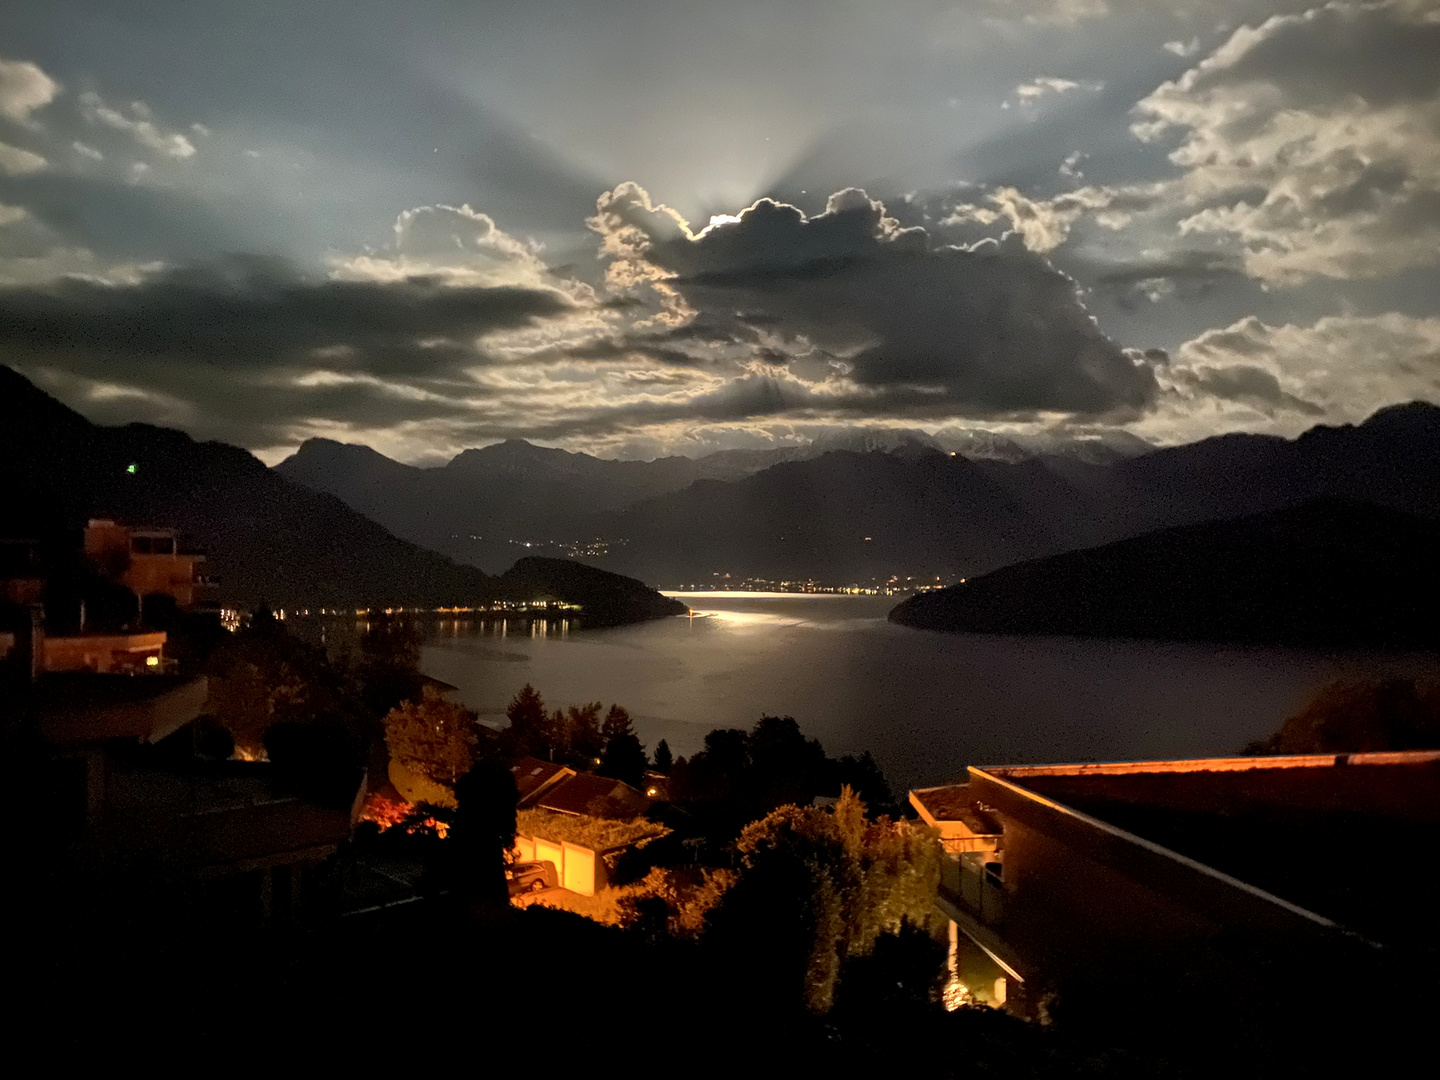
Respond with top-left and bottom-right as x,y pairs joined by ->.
506,860 -> 558,896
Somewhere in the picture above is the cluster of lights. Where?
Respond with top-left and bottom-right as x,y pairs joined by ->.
671,572 -> 958,596
275,601 -> 583,618
453,533 -> 627,560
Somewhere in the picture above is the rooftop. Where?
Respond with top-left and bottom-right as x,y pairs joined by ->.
534,772 -> 650,819
510,756 -> 576,803
987,753 -> 1440,949
910,784 -> 1001,836
22,674 -> 208,745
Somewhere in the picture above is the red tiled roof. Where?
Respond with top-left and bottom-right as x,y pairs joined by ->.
510,757 -> 574,803
535,773 -> 650,819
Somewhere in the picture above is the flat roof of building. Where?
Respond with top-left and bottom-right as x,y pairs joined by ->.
982,752 -> 1440,949
910,784 -> 1001,835
23,674 -> 208,745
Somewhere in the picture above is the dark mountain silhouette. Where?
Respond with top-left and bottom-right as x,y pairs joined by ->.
889,500 -> 1440,651
1084,402 -> 1440,540
272,427 -> 1138,576
596,450 -> 1069,584
0,366 -> 684,620
274,401 -> 1440,587
274,436 -> 808,569
582,402 -> 1440,585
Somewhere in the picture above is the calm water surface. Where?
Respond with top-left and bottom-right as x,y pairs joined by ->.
420,592 -> 1440,793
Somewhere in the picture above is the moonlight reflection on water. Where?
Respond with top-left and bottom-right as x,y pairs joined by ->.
419,593 -> 1440,793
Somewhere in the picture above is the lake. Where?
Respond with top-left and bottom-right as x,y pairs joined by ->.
420,592 -> 1440,794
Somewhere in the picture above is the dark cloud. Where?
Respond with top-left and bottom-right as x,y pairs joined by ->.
0,254 -> 580,447
0,253 -> 573,376
1074,248 -> 1246,310
598,184 -> 1159,419
1174,363 -> 1325,416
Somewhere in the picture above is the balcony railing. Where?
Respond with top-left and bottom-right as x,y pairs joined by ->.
942,851 -> 1005,926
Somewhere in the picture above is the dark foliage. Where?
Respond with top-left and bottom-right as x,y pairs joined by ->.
1247,676 -> 1440,754
205,609 -> 365,753
264,719 -> 366,806
834,750 -> 895,815
598,731 -> 649,788
501,682 -> 555,760
670,715 -> 897,830
353,613 -> 424,717
451,761 -> 520,912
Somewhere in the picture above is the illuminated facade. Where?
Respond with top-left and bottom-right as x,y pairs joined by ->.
84,518 -> 207,608
42,630 -> 168,674
911,751 -> 1440,1020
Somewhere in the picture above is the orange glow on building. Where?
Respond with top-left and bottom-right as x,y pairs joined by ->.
84,519 -> 207,608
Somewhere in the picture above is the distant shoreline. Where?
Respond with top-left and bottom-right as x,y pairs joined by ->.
660,590 -> 863,600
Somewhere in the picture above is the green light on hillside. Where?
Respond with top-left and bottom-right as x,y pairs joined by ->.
126,463 -> 137,474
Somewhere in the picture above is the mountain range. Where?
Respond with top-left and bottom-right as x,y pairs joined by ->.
276,402 -> 1440,586
0,366 -> 684,621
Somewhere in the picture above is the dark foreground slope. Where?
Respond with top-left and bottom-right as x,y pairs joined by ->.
0,366 -> 682,620
889,500 -> 1440,651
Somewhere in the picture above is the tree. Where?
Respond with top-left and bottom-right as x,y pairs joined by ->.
1247,677 -> 1440,754
354,613 -> 423,718
205,614 -> 351,758
834,751 -> 895,816
563,702 -> 604,765
599,731 -> 649,789
704,788 -> 943,1016
672,715 -> 836,819
264,719 -> 364,805
504,683 -> 550,758
453,760 -> 520,915
384,698 -> 480,807
653,739 -> 673,774
601,703 -> 634,745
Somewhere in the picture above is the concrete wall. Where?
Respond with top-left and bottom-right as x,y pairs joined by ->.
513,833 -> 606,896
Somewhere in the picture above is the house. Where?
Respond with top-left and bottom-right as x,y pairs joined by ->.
910,752 -> 1440,1023
510,756 -> 577,806
509,760 -> 661,896
84,518 -> 208,609
22,673 -> 363,929
0,539 -> 45,682
41,629 -> 169,674
531,771 -> 652,819
510,758 -> 664,819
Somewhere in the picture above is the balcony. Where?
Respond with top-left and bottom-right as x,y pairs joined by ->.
941,850 -> 1005,927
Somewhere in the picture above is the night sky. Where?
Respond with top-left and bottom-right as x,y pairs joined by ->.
2,0 -> 1437,463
